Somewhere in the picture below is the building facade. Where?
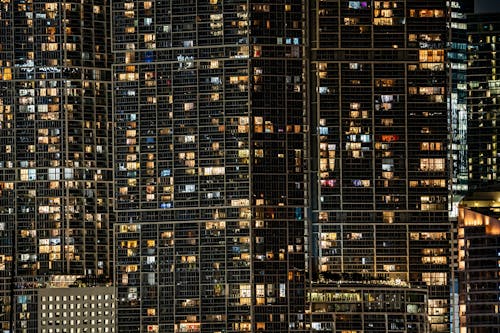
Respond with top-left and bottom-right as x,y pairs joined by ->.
308,279 -> 429,332
458,187 -> 500,332
448,0 -> 468,214
0,0 -> 464,332
308,1 -> 451,331
466,10 -> 500,188
0,1 -> 113,331
38,285 -> 115,333
111,0 -> 307,332
459,3 -> 500,332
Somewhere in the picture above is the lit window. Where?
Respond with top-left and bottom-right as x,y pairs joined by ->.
420,158 -> 445,172
182,102 -> 195,112
373,17 -> 393,25
2,68 -> 12,80
181,185 -> 195,193
383,264 -> 396,272
420,142 -> 442,151
383,211 -> 394,223
419,49 -> 445,62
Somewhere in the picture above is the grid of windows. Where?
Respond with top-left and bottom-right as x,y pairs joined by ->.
447,1 -> 469,208
0,1 -> 462,332
309,283 -> 429,332
458,190 -> 500,332
467,14 -> 500,189
112,1 -> 307,332
38,287 -> 115,333
310,1 -> 451,331
0,1 -> 112,331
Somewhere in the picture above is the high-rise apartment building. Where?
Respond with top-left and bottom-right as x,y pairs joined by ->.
111,0 -> 307,332
308,1 -> 451,331
0,1 -> 113,331
449,0 -> 468,212
459,3 -> 500,332
448,2 -> 468,331
0,0 -> 461,332
466,4 -> 500,189
38,285 -> 116,333
458,187 -> 500,332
